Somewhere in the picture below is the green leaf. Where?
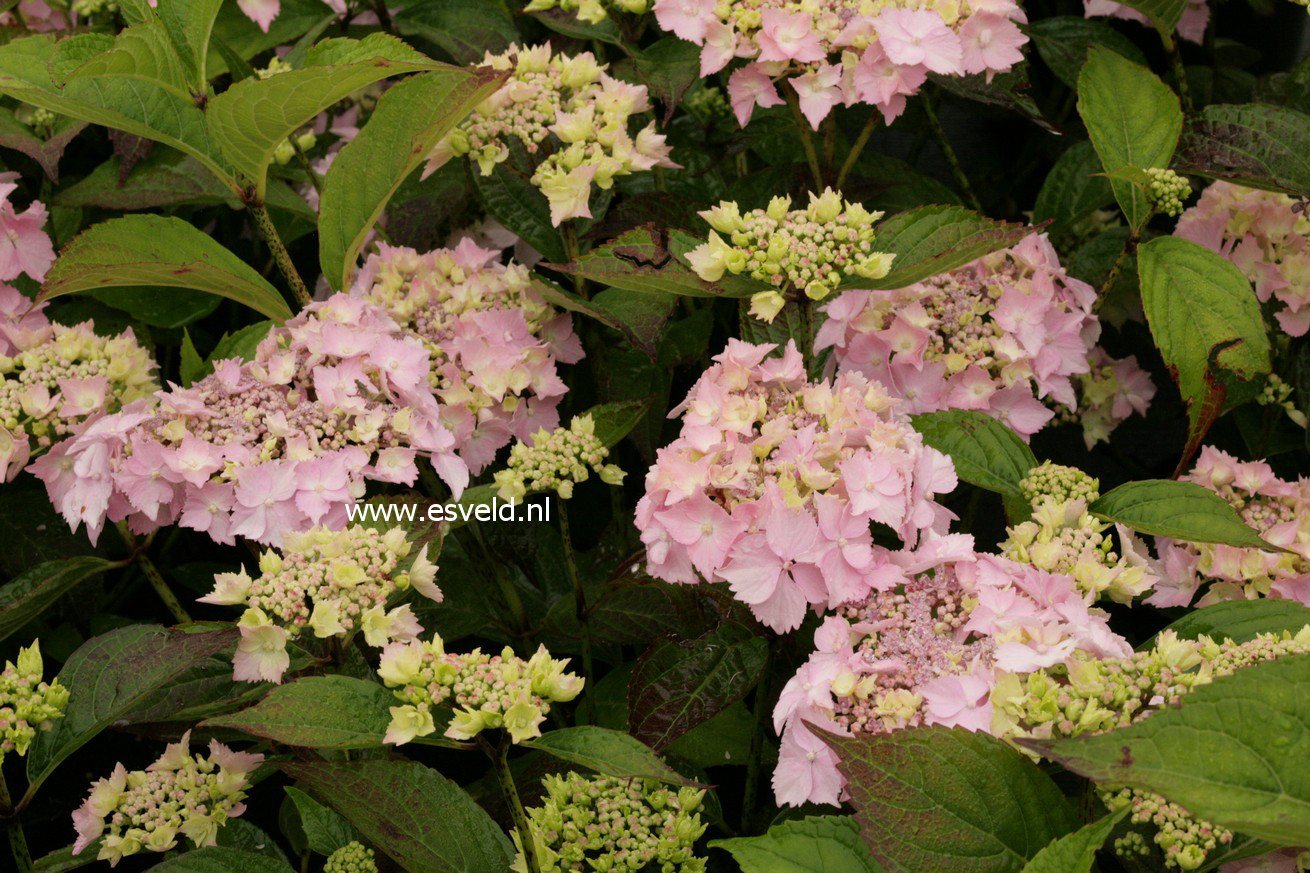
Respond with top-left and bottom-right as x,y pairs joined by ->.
1174,103 -> 1310,198
530,274 -> 674,360
1136,236 -> 1271,464
1026,17 -> 1147,90
54,150 -> 235,211
632,37 -> 701,125
1111,0 -> 1187,34
710,815 -> 884,873
1077,48 -> 1182,229
208,321 -> 275,363
1090,480 -> 1279,549
40,215 -> 293,323
208,0 -> 334,77
0,556 -> 122,643
583,398 -> 656,449
854,206 -> 1038,290
202,676 -> 393,749
153,0 -> 224,94
1158,599 -> 1310,643
0,107 -> 86,183
1025,655 -> 1310,845
819,726 -> 1079,873
27,625 -> 238,795
471,162 -> 568,263
911,410 -> 1036,499
628,621 -> 768,752
394,0 -> 516,65
146,847 -> 294,873
530,5 -> 623,45
64,21 -> 193,101
206,33 -> 438,198
521,726 -> 702,786
1019,810 -> 1128,873
1032,141 -> 1116,229
284,786 -> 360,856
318,65 -> 505,289
929,65 -> 1053,131
281,760 -> 514,873
180,329 -> 205,387
88,286 -> 222,329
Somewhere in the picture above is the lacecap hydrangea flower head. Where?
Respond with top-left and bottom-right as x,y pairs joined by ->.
378,634 -> 583,745
994,627 -> 1310,870
352,238 -> 582,473
426,43 -> 678,225
71,730 -> 264,867
771,536 -> 1131,806
30,294 -> 469,547
686,189 -> 895,324
1122,446 -> 1310,608
512,772 -> 707,873
494,412 -> 626,501
636,338 -> 959,633
1,315 -> 156,482
818,233 -> 1155,442
654,0 -> 1028,128
1175,180 -> 1310,337
199,524 -> 441,684
1,640 -> 67,761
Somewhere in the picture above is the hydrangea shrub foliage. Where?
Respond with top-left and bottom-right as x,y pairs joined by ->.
0,1 -> 1309,872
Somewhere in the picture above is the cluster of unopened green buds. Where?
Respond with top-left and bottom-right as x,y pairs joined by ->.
494,414 -> 625,501
14,104 -> 56,136
683,86 -> 733,127
324,841 -> 378,873
72,0 -> 119,15
1145,168 -> 1192,218
524,0 -> 649,23
512,773 -> 708,873
1257,373 -> 1308,427
0,641 -> 68,761
686,189 -> 896,323
1020,461 -> 1100,505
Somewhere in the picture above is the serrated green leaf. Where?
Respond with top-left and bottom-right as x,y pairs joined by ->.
54,149 -> 236,211
521,726 -> 702,786
146,847 -> 294,872
180,328 -> 205,387
1019,810 -> 1128,873
710,815 -> 884,873
530,5 -> 623,44
284,786 -> 360,856
1078,48 -> 1182,229
40,215 -> 293,323
0,556 -> 123,643
281,760 -> 514,873
0,107 -> 85,184
206,33 -> 438,198
395,0 -> 517,65
632,37 -> 701,125
1027,17 -> 1147,89
1136,236 -> 1270,464
854,206 -> 1037,290
318,65 -> 505,289
584,398 -> 656,448
202,675 -> 393,749
819,726 -> 1079,872
1032,141 -> 1116,228
471,162 -> 568,263
64,21 -> 193,101
1090,479 -> 1277,549
911,410 -> 1036,498
530,275 -> 674,360
1112,0 -> 1187,34
1157,599 -> 1310,644
1174,103 -> 1310,198
1025,655 -> 1310,845
154,0 -> 224,94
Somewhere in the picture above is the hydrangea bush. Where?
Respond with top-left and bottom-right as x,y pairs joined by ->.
0,2 -> 1308,873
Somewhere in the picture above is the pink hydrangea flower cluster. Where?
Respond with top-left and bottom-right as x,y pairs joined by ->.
1083,0 -> 1209,45
0,173 -> 55,283
31,294 -> 468,547
0,1 -> 67,31
1124,446 -> 1310,607
71,730 -> 264,867
817,233 -> 1154,442
200,524 -> 442,684
653,0 -> 1028,128
1,316 -> 157,482
379,634 -> 584,745
1175,181 -> 1310,337
636,338 -> 959,633
427,44 -> 677,225
771,539 -> 1131,806
351,238 -> 582,473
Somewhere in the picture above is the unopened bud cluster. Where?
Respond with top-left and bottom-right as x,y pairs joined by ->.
201,525 -> 440,684
72,0 -> 118,15
1145,168 -> 1192,218
71,731 -> 264,866
512,773 -> 707,873
325,841 -> 378,873
687,189 -> 895,323
494,414 -> 625,501
0,641 -> 67,760
524,0 -> 649,24
378,635 -> 583,745
1020,461 -> 1100,505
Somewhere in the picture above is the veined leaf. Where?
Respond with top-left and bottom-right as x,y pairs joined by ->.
851,206 -> 1037,290
1158,599 -> 1310,643
530,274 -> 674,361
154,0 -> 224,94
0,556 -> 124,643
521,726 -> 702,786
146,847 -> 294,872
1027,17 -> 1147,89
584,398 -> 656,449
911,410 -> 1036,499
1090,479 -> 1278,549
40,214 -> 293,323
284,786 -> 360,856
1019,810 -> 1128,873
394,0 -> 517,65
0,107 -> 86,183
1032,141 -> 1116,229
318,65 -> 505,289
64,20 -> 193,101
1174,103 -> 1310,198
710,816 -> 884,873
202,675 -> 395,749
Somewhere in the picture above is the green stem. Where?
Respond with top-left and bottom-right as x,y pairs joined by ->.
922,94 -> 982,212
0,770 -> 32,873
740,647 -> 775,833
368,0 -> 396,33
485,736 -> 543,873
249,202 -> 311,308
821,113 -> 837,179
559,502 -> 596,724
785,89 -> 824,191
560,224 -> 587,298
137,552 -> 192,624
836,111 -> 880,190
1095,231 -> 1139,313
1160,30 -> 1193,114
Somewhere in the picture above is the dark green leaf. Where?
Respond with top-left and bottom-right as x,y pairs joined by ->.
1019,810 -> 1128,873
632,37 -> 701,125
471,162 -> 567,263
284,786 -> 360,856
202,675 -> 392,749
1032,141 -> 1116,228
710,815 -> 884,873
1174,103 -> 1310,198
394,0 -> 516,65
146,847 -> 294,872
1158,599 -> 1310,643
529,274 -> 675,360
911,410 -> 1036,498
521,726 -> 702,786
0,556 -> 122,643
1090,479 -> 1278,549
1027,17 -> 1147,89
857,206 -> 1037,290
